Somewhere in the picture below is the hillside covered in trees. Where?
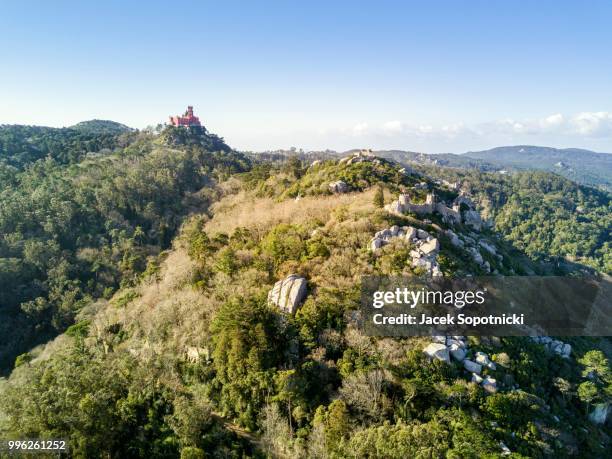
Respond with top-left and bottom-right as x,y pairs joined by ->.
0,125 -> 249,373
413,165 -> 611,274
372,147 -> 612,191
0,123 -> 138,168
0,124 -> 610,458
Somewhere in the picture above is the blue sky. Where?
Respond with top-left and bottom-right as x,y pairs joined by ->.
1,0 -> 611,152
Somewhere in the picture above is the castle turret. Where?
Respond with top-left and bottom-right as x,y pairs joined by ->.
169,105 -> 202,127
398,193 -> 411,206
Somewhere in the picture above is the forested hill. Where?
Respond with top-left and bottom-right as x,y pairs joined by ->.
463,145 -> 612,191
0,123 -> 137,168
1,150 -> 609,457
364,146 -> 612,191
0,125 -> 250,374
70,119 -> 134,135
412,166 -> 612,273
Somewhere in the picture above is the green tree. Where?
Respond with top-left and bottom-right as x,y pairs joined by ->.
373,184 -> 385,208
578,381 -> 599,413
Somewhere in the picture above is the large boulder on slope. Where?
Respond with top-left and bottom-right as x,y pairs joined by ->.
423,343 -> 450,364
268,274 -> 308,314
482,376 -> 498,393
463,210 -> 482,231
370,237 -> 384,251
404,226 -> 418,241
329,180 -> 349,193
420,238 -> 440,255
449,344 -> 467,362
463,359 -> 482,374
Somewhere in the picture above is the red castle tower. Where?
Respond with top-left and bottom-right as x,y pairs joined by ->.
169,106 -> 201,127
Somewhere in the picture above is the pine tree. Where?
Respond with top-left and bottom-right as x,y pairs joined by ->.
373,184 -> 385,208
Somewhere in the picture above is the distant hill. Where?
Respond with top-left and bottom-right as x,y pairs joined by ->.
70,119 -> 134,135
372,149 -> 498,171
0,122 -> 135,168
462,145 -> 612,190
351,147 -> 612,191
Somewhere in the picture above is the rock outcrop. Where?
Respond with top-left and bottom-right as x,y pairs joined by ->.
329,180 -> 349,193
369,225 -> 442,277
423,343 -> 450,364
463,359 -> 482,374
445,229 -> 464,248
449,343 -> 467,362
423,335 -> 507,394
482,376 -> 498,393
588,402 -> 610,425
463,210 -> 483,231
420,238 -> 440,255
268,274 -> 308,314
338,149 -> 378,165
475,351 -> 497,370
530,336 -> 572,358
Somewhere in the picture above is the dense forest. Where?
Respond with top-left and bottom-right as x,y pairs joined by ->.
413,165 -> 611,274
0,124 -> 610,458
0,125 -> 249,373
0,123 -> 135,167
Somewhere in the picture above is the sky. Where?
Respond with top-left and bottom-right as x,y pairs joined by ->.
1,0 -> 612,153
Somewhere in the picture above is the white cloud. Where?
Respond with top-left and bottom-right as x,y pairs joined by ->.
480,112 -> 612,138
380,121 -> 468,138
382,120 -> 403,133
299,111 -> 612,153
541,113 -> 564,128
570,111 -> 612,136
440,123 -> 466,138
352,122 -> 369,136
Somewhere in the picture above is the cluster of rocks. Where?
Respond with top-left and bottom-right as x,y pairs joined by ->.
445,229 -> 502,274
530,336 -> 572,358
268,274 -> 308,314
329,180 -> 349,193
369,225 -> 442,277
424,336 -> 498,393
338,149 -> 380,165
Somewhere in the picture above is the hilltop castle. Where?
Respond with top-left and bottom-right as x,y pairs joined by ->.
385,191 -> 483,230
169,106 -> 201,127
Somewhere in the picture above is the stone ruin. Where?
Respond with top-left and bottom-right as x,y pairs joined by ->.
268,274 -> 308,314
385,191 -> 482,230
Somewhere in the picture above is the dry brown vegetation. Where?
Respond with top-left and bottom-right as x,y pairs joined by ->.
205,188 -> 378,236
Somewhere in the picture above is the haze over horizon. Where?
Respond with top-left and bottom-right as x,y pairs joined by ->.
2,1 -> 612,153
